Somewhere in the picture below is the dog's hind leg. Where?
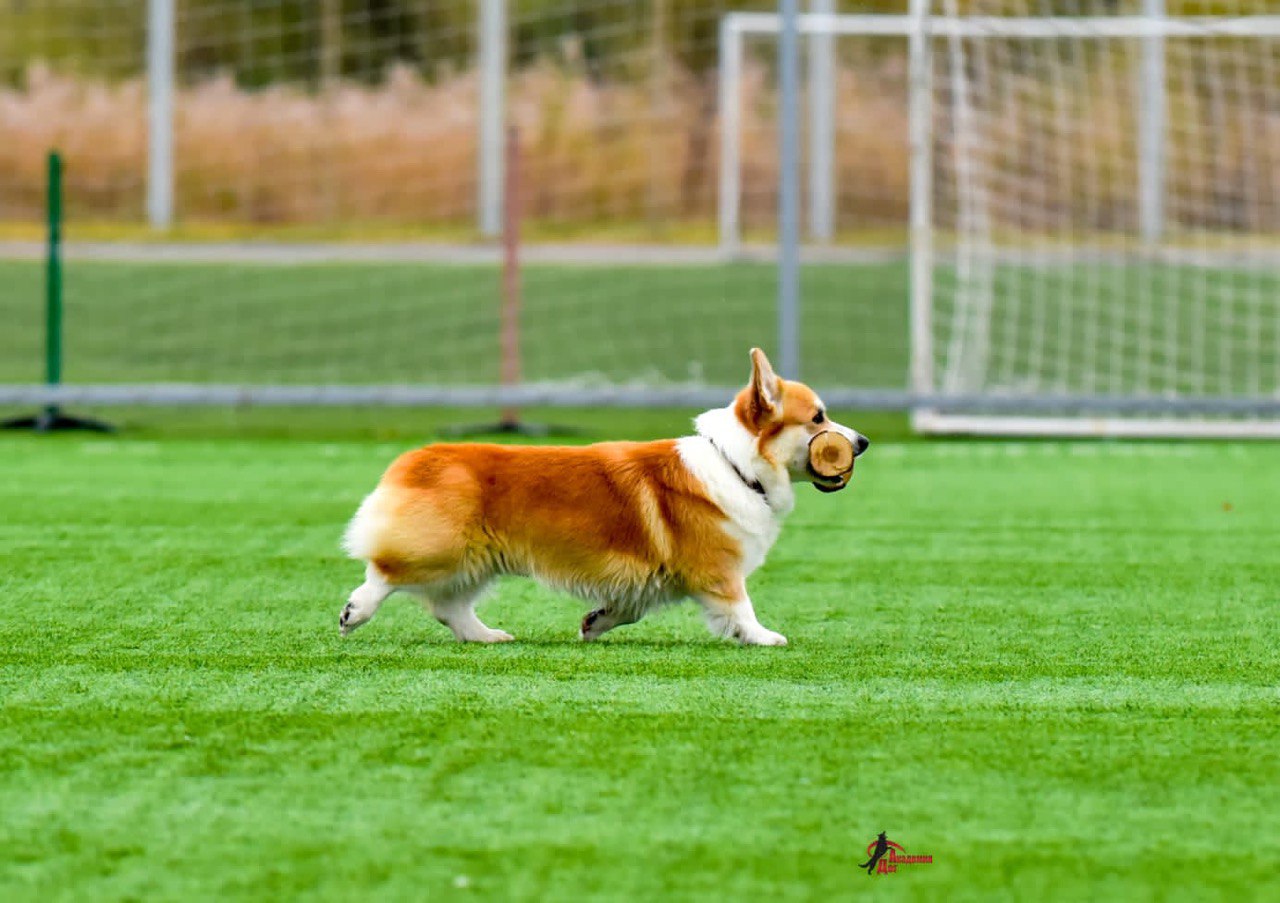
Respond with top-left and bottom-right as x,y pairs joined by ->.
339,564 -> 395,636
419,583 -> 513,643
579,606 -> 640,642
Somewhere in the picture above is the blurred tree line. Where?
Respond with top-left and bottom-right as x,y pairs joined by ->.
5,0 -> 907,88
0,0 -> 1258,89
1,1 -> 752,87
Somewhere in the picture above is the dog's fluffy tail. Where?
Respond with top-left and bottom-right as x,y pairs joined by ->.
342,489 -> 387,561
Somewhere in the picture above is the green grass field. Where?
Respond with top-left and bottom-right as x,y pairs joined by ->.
3,419 -> 1278,901
0,259 -> 909,388
4,256 -> 1277,397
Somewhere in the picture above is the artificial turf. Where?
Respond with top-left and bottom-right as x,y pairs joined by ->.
2,424 -> 1278,901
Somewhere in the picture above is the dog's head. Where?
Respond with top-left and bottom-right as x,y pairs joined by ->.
733,347 -> 869,491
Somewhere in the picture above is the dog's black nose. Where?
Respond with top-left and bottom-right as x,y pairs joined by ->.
855,435 -> 870,456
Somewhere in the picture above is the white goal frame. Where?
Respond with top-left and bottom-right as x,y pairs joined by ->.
719,9 -> 1280,438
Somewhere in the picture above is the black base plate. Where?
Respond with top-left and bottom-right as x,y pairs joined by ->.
1,408 -> 115,433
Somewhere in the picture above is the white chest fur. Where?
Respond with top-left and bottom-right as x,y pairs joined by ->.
675,409 -> 794,577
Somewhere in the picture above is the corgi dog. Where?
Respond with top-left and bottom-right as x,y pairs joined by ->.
339,348 -> 868,646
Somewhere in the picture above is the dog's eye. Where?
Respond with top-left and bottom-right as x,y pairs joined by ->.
812,410 -> 825,424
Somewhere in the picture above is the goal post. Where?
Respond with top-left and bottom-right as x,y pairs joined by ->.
720,4 -> 1280,437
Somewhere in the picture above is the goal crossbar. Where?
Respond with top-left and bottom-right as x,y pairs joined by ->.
725,13 -> 1280,40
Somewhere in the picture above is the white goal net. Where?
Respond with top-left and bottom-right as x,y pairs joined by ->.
915,0 -> 1280,436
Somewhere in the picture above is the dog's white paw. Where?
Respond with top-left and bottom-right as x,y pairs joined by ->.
738,627 -> 788,647
339,601 -> 373,637
340,577 -> 392,637
466,628 -> 515,644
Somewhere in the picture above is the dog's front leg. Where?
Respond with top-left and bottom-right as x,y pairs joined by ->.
696,584 -> 787,646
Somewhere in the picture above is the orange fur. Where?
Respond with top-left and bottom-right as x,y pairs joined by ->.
360,441 -> 740,600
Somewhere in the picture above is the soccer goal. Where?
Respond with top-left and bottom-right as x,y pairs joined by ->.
722,1 -> 1280,437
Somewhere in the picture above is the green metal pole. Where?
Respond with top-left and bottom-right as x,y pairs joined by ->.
44,150 -> 63,422
1,151 -> 110,432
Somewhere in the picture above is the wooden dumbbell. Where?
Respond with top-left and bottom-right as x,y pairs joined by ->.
808,430 -> 854,493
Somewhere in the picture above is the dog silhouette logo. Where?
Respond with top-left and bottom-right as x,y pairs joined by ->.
859,832 -> 891,874
859,832 -> 934,876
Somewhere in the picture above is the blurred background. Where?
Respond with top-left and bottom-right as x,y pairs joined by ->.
1,1 -> 1277,436
5,11 -> 1277,898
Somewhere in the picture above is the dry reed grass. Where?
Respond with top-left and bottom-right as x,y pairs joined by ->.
0,59 -> 910,233
1,59 -> 1275,235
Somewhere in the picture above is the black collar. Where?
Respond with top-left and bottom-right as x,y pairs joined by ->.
705,437 -> 768,501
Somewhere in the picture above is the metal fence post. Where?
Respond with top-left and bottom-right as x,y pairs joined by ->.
478,0 -> 507,239
808,0 -> 835,243
0,153 -> 113,433
147,0 -> 175,230
778,0 -> 802,378
718,16 -> 742,257
1139,0 -> 1166,244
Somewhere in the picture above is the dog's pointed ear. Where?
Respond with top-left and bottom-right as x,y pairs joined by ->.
748,347 -> 782,415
